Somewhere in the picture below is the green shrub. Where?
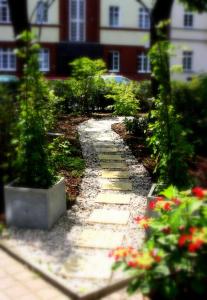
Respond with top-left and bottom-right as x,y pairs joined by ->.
124,116 -> 148,137
172,76 -> 207,155
48,136 -> 85,177
132,80 -> 153,112
106,82 -> 139,116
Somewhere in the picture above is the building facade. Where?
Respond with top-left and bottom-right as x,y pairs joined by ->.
0,0 -> 207,80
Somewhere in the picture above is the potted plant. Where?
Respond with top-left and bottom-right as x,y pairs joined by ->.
110,186 -> 207,299
4,32 -> 66,230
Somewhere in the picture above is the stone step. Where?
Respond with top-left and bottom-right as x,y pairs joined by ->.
95,192 -> 131,204
60,253 -> 113,280
95,147 -> 120,153
87,209 -> 130,225
101,170 -> 130,179
101,181 -> 132,191
100,162 -> 128,170
98,154 -> 124,161
73,229 -> 124,249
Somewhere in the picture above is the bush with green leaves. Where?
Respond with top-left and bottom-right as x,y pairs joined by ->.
48,136 -> 85,177
105,82 -> 139,116
132,80 -> 152,112
172,76 -> 207,155
68,57 -> 107,113
13,31 -> 56,188
111,186 -> 207,299
124,116 -> 148,137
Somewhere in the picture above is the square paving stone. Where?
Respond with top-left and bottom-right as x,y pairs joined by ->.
95,193 -> 131,204
101,181 -> 132,191
59,253 -> 113,280
100,162 -> 128,170
98,154 -> 124,161
87,209 -> 130,225
101,170 -> 129,179
95,147 -> 120,153
74,229 -> 124,249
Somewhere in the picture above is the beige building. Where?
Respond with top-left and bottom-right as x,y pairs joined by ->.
0,0 -> 207,80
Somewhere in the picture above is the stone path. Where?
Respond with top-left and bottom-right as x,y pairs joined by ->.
4,117 -> 151,299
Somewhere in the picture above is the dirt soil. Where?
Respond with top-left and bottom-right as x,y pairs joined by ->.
111,122 -> 155,177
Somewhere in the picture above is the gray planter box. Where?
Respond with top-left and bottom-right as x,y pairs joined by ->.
4,177 -> 66,230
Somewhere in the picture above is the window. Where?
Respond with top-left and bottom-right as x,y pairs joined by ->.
108,51 -> 120,72
70,0 -> 85,42
36,1 -> 48,24
0,0 -> 10,23
38,49 -> 50,71
0,48 -> 16,71
139,7 -> 150,29
184,11 -> 193,28
137,53 -> 150,73
109,6 -> 119,27
182,51 -> 193,72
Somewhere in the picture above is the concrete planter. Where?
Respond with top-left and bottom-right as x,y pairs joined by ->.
4,177 -> 66,230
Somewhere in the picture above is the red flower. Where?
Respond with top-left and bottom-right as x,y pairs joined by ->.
134,216 -> 151,229
149,200 -> 156,210
192,187 -> 205,199
128,261 -> 137,268
178,234 -> 191,247
154,196 -> 164,202
188,240 -> 203,252
163,202 -> 172,211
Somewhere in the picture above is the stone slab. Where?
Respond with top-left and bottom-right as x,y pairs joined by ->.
101,181 -> 132,191
74,229 -> 124,249
87,209 -> 130,225
101,170 -> 130,179
95,193 -> 131,204
100,162 -> 128,170
60,253 -> 112,280
95,147 -> 120,153
98,154 -> 124,161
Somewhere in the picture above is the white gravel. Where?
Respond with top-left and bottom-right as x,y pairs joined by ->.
4,117 -> 151,299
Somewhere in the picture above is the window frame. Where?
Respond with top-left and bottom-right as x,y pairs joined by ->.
109,6 -> 120,27
183,11 -> 194,28
138,7 -> 150,29
38,48 -> 50,72
69,0 -> 86,42
0,0 -> 11,23
182,51 -> 193,73
0,48 -> 16,71
36,0 -> 48,24
108,51 -> 120,73
137,52 -> 150,74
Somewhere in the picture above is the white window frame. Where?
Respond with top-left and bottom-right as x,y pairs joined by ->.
69,0 -> 86,42
36,0 -> 48,24
109,6 -> 119,27
38,49 -> 50,72
0,48 -> 16,71
0,0 -> 10,23
183,11 -> 194,28
139,7 -> 150,29
109,51 -> 120,73
182,51 -> 193,73
137,52 -> 150,73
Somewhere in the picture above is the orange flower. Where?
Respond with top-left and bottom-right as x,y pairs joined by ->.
134,216 -> 152,229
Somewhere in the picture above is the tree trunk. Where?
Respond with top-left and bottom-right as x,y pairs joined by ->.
7,0 -> 30,36
150,0 -> 174,97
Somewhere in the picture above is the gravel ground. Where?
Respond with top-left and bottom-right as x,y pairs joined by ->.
4,117 -> 151,299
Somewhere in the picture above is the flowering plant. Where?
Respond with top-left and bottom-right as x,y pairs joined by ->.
110,186 -> 207,299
